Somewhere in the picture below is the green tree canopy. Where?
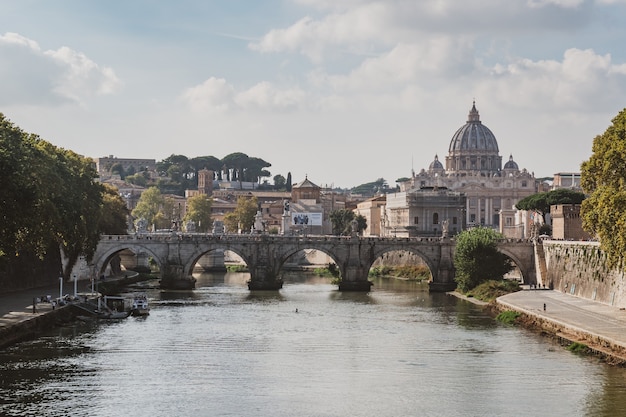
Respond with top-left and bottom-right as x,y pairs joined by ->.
515,188 -> 586,223
453,227 -> 514,292
184,194 -> 213,233
329,209 -> 366,235
0,113 -> 105,281
132,187 -> 165,230
273,174 -> 286,190
99,184 -> 130,235
352,178 -> 388,195
581,108 -> 626,268
224,196 -> 258,233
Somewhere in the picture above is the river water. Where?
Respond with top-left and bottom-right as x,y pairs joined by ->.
1,272 -> 626,417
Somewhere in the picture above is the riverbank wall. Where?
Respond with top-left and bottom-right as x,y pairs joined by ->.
495,295 -> 626,366
542,241 -> 626,308
0,305 -> 77,350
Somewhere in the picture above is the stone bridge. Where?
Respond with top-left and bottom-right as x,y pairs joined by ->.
92,234 -> 536,292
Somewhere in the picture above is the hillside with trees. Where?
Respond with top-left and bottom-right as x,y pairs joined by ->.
123,152 -> 278,196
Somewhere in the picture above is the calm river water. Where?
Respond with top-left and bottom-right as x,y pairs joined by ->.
2,272 -> 626,417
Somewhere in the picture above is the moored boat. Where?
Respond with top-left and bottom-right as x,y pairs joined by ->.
130,293 -> 150,316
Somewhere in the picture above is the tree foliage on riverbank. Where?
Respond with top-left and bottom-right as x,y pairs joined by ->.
368,265 -> 431,281
581,108 -> 626,269
0,114 -> 127,291
453,227 -> 514,292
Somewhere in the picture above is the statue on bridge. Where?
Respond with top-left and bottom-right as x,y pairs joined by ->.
135,218 -> 148,234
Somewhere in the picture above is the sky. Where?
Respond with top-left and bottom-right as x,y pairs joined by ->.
1,0 -> 626,189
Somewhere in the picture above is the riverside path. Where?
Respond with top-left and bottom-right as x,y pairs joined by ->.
497,288 -> 626,364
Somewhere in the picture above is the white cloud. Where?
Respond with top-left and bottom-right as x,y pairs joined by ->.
253,0 -> 592,63
180,77 -> 236,113
0,32 -> 121,106
234,82 -> 305,111
180,78 -> 306,113
480,48 -> 626,112
526,0 -> 585,7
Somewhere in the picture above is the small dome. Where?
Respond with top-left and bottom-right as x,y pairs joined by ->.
503,154 -> 519,170
448,102 -> 499,154
429,154 -> 444,171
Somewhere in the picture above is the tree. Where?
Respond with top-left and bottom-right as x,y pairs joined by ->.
243,157 -> 272,183
453,227 -> 513,292
110,162 -> 125,179
222,152 -> 249,185
352,178 -> 388,195
581,108 -> 626,268
330,209 -> 354,236
286,172 -> 292,192
184,194 -> 213,232
515,188 -> 586,224
273,174 -> 286,190
98,184 -> 130,235
224,196 -> 258,233
132,187 -> 165,230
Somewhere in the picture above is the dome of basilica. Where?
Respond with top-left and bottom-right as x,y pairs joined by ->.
429,155 -> 444,171
503,154 -> 519,170
448,102 -> 499,154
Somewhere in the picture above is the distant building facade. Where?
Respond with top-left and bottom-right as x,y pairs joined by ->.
96,156 -> 156,179
551,172 -> 582,191
551,204 -> 592,240
384,188 -> 466,237
354,195 -> 386,237
397,102 -> 537,235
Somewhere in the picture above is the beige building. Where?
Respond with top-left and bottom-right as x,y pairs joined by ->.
96,156 -> 156,179
398,102 -> 537,234
551,204 -> 592,240
384,188 -> 466,237
354,195 -> 386,237
552,172 -> 582,191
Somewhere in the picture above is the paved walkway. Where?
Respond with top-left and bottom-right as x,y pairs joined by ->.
497,288 -> 626,356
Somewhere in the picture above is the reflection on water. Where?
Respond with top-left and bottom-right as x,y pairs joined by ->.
2,271 -> 626,417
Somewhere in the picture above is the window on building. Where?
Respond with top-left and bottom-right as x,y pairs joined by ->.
452,217 -> 457,225
414,216 -> 419,225
522,180 -> 527,187
470,214 -> 476,223
433,213 -> 439,225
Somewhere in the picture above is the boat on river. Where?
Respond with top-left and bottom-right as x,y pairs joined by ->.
130,293 -> 150,316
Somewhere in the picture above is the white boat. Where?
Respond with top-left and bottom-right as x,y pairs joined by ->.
130,293 -> 150,316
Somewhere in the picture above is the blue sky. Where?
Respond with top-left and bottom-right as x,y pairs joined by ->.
2,0 -> 626,188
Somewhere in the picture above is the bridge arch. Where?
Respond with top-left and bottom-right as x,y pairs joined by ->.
93,244 -> 163,278
185,245 -> 253,277
276,245 -> 342,280
369,246 -> 439,281
496,245 -> 534,284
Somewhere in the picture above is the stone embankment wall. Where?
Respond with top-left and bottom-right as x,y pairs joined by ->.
543,241 -> 626,308
0,305 -> 77,350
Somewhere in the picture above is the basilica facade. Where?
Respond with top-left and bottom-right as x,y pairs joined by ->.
389,102 -> 537,236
